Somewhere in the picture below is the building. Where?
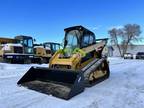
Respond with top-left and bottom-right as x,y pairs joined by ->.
108,45 -> 144,57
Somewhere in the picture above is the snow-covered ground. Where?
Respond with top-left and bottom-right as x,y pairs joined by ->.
0,58 -> 144,108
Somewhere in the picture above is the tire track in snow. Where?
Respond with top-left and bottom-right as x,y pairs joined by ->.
0,74 -> 24,79
111,61 -> 144,108
110,60 -> 143,66
113,89 -> 144,108
82,101 -> 98,108
0,90 -> 46,108
1,89 -> 28,99
0,88 -> 31,100
11,95 -> 46,108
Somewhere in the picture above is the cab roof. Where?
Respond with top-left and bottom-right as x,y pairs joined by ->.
15,35 -> 33,40
64,25 -> 95,35
43,42 -> 60,45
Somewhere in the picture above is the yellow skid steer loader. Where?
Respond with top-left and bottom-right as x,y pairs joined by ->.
17,26 -> 110,100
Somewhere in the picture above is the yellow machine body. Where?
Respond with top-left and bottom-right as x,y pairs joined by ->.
17,26 -> 110,100
34,47 -> 51,58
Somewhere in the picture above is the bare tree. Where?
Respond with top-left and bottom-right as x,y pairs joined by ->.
109,24 -> 141,57
121,24 -> 141,55
108,28 -> 122,57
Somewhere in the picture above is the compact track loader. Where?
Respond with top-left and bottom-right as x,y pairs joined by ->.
43,42 -> 61,55
32,42 -> 61,63
17,26 -> 110,100
32,44 -> 52,64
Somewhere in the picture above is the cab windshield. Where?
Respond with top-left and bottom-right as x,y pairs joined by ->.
19,38 -> 33,54
64,30 -> 80,57
65,30 -> 80,49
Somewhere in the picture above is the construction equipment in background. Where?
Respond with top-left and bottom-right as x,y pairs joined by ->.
32,42 -> 61,63
0,35 -> 34,63
17,25 -> 110,100
0,37 -> 18,44
43,42 -> 61,55
0,35 -> 61,64
32,44 -> 51,63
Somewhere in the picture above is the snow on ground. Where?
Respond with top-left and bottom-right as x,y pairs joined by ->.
0,63 -> 48,79
0,58 -> 144,108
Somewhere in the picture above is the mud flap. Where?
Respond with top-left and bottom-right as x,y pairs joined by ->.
17,67 -> 85,100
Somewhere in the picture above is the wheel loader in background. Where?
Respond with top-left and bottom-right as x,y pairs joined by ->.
32,42 -> 61,63
43,42 -> 61,55
0,36 -> 34,63
0,35 -> 61,64
17,25 -> 110,100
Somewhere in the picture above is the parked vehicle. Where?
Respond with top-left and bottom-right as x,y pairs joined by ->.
32,42 -> 61,63
136,52 -> 144,59
43,42 -> 61,55
0,36 -> 34,63
0,35 -> 61,64
124,53 -> 133,59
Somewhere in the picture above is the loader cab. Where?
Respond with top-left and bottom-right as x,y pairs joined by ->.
64,26 -> 96,51
43,42 -> 61,55
15,35 -> 34,54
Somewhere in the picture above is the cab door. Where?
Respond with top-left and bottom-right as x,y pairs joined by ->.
80,33 -> 96,68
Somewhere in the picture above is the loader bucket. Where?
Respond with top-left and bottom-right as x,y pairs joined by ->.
17,67 -> 85,100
